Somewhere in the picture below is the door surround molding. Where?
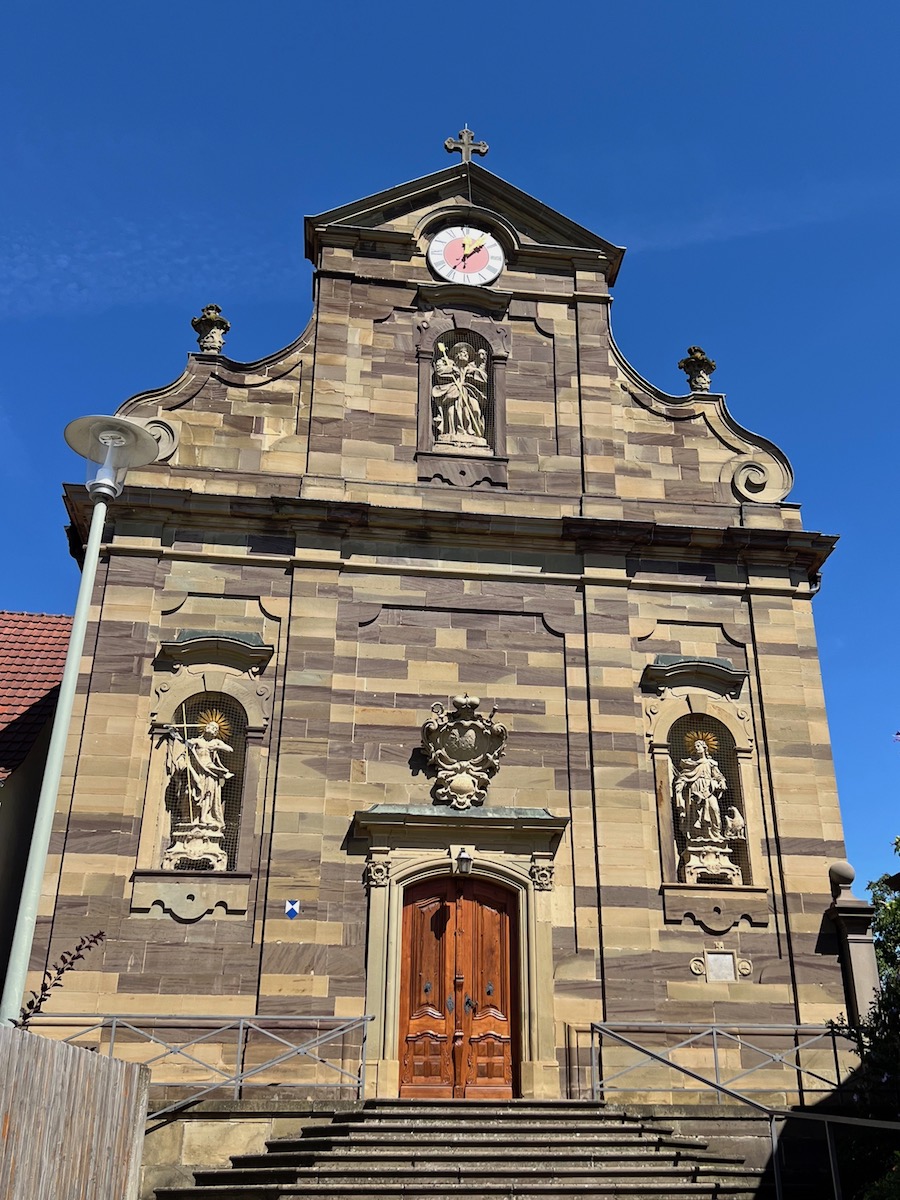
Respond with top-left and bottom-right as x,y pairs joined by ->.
354,805 -> 567,1099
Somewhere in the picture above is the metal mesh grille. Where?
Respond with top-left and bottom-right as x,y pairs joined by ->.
668,714 -> 751,884
167,692 -> 247,871
432,329 -> 495,451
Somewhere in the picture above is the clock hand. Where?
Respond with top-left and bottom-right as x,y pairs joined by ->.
455,237 -> 487,270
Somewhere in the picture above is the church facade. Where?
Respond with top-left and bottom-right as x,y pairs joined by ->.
37,146 -> 851,1100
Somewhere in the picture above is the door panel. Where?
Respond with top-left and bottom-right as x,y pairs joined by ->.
399,877 -> 518,1099
462,882 -> 515,1097
398,885 -> 454,1096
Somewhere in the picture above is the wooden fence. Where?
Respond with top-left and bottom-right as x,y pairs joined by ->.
0,1024 -> 149,1200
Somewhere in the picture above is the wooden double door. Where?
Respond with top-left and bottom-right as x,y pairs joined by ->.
399,876 -> 519,1098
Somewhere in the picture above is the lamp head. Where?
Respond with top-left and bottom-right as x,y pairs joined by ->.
64,416 -> 159,501
455,847 -> 474,876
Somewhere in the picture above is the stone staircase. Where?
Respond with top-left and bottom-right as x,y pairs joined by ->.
154,1099 -> 774,1199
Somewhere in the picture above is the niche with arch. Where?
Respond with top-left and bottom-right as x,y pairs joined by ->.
414,306 -> 510,488
159,690 -> 248,873
130,629 -> 274,922
643,657 -> 770,935
668,713 -> 750,886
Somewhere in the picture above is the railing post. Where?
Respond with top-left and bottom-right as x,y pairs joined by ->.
712,1026 -> 721,1097
770,1114 -> 783,1200
825,1120 -> 843,1200
590,1026 -> 600,1101
831,1025 -> 843,1097
234,1019 -> 243,1101
794,1026 -> 804,1106
359,1018 -> 368,1100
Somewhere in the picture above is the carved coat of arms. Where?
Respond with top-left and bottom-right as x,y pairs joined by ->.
421,694 -> 508,810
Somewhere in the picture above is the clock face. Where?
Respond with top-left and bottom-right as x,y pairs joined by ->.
427,225 -> 505,286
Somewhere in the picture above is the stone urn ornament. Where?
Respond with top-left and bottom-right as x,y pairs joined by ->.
191,303 -> 231,354
421,694 -> 508,810
678,346 -> 716,393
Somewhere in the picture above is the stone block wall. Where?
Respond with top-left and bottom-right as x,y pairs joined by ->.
29,162 -> 851,1098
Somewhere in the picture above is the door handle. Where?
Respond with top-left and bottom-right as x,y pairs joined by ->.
464,993 -> 477,1013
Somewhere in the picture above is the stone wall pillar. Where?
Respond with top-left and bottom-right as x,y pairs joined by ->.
827,860 -> 879,1025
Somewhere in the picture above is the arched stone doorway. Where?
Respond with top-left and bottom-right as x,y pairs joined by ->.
354,804 -> 568,1099
399,875 -> 519,1099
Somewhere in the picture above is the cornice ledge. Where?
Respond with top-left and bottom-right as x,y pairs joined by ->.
315,223 -> 415,248
62,484 -> 837,579
564,516 -> 837,572
354,804 -> 569,840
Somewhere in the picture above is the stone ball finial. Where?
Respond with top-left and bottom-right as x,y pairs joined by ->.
191,304 -> 230,354
678,346 -> 716,393
829,859 -> 856,900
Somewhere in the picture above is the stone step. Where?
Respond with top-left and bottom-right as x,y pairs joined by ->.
361,1101 -> 611,1113
197,1145 -> 749,1182
194,1161 -> 758,1188
157,1184 -> 763,1199
214,1161 -> 758,1178
153,1101 -> 766,1200
275,1121 -> 689,1144
348,1105 -> 628,1122
231,1142 -> 739,1172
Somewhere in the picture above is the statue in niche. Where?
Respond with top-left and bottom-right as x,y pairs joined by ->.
672,730 -> 743,885
432,340 -> 490,451
674,735 -> 727,841
160,707 -> 233,872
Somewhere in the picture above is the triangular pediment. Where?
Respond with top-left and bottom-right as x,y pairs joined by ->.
305,163 -> 624,281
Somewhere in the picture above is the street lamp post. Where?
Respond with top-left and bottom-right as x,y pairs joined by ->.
0,416 -> 158,1025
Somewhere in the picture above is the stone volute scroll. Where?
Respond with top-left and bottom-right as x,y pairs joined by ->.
421,694 -> 508,810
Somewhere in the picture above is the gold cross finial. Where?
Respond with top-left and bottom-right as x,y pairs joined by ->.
444,126 -> 489,164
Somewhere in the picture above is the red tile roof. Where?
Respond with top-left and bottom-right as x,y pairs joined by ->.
0,612 -> 73,783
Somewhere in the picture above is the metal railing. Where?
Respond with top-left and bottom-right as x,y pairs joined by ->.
28,1013 -> 373,1120
591,1021 -> 900,1200
590,1021 -> 854,1105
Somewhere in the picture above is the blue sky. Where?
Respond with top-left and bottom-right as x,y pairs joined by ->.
2,3 -> 898,892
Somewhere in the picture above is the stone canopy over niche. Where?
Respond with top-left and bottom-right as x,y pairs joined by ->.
155,629 -> 274,675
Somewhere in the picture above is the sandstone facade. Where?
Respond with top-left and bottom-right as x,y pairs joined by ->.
36,162 -> 848,1098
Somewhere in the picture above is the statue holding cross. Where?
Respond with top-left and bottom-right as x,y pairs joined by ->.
445,126 -> 488,164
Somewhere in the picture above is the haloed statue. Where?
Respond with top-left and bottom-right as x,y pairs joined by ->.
160,708 -> 233,872
672,731 -> 744,885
